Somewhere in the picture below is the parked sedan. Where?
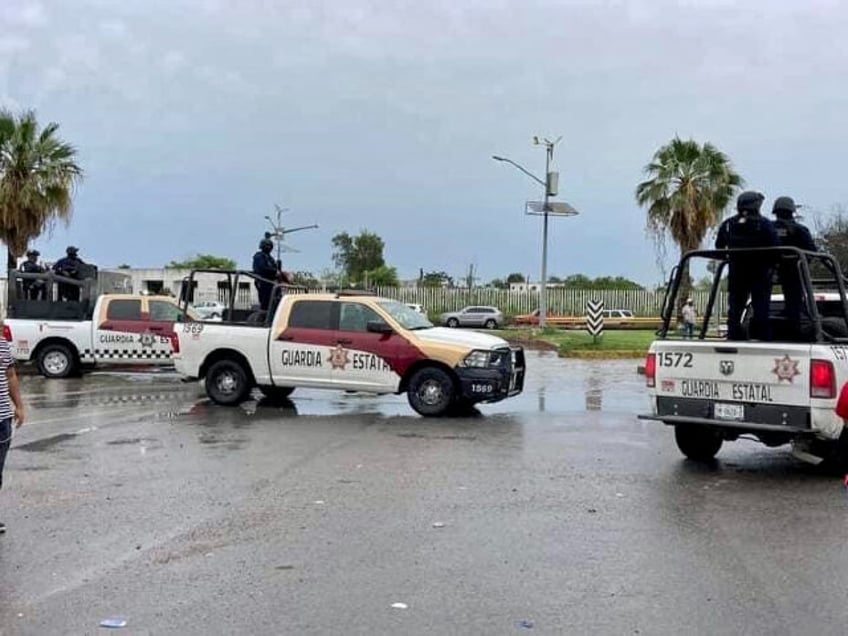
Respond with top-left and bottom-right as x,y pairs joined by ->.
192,300 -> 226,320
440,306 -> 503,329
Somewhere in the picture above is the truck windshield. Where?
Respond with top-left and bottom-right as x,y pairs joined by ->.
377,301 -> 433,330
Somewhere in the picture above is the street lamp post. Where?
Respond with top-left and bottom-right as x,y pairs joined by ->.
493,137 -> 562,328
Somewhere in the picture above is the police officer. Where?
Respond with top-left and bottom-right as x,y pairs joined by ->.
715,191 -> 779,340
252,238 -> 279,310
19,250 -> 46,300
53,246 -> 85,301
772,196 -> 817,335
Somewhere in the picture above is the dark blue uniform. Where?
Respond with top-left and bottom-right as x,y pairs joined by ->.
716,213 -> 779,340
19,260 -> 46,299
53,255 -> 85,301
252,250 -> 278,310
774,217 -> 817,331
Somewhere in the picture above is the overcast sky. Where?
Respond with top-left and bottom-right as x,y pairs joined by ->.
1,0 -> 847,284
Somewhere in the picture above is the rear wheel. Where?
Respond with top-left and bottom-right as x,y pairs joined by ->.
484,319 -> 497,329
206,359 -> 251,405
259,385 -> 295,402
447,318 -> 459,328
674,425 -> 723,461
407,366 -> 456,417
37,343 -> 77,379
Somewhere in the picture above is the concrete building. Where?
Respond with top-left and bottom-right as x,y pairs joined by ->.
101,268 -> 259,306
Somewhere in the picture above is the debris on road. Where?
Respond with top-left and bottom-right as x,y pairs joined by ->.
391,603 -> 408,610
99,617 -> 128,628
432,522 -> 446,528
516,619 -> 534,629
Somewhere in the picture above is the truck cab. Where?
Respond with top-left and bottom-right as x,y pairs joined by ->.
640,247 -> 848,466
174,270 -> 525,416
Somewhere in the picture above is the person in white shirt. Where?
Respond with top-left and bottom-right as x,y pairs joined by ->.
682,298 -> 697,339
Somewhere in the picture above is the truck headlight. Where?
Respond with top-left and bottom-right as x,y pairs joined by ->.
462,350 -> 491,368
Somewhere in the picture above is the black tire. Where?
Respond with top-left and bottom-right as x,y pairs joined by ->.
205,359 -> 251,406
484,319 -> 497,329
37,343 -> 77,379
447,318 -> 460,328
674,425 -> 723,461
259,385 -> 295,401
407,366 -> 456,417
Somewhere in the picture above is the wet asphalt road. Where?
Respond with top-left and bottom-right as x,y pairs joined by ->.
1,351 -> 848,635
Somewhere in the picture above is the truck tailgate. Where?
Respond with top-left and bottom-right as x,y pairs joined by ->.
651,341 -> 813,427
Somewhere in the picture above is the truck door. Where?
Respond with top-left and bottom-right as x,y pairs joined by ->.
93,298 -> 148,364
269,299 -> 339,388
335,301 -> 402,392
145,298 -> 183,362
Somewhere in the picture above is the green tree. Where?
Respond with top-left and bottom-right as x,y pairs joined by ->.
290,270 -> 320,288
366,265 -> 399,287
489,278 -> 507,289
421,270 -> 453,288
331,230 -> 386,282
117,263 -> 131,269
591,276 -> 643,290
636,137 -> 742,299
816,206 -> 848,273
563,274 -> 593,287
166,254 -> 236,270
0,110 -> 83,269
506,272 -> 525,284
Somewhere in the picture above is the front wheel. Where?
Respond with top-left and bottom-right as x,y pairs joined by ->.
407,366 -> 456,417
206,359 -> 251,405
37,343 -> 77,378
674,425 -> 723,461
259,385 -> 295,402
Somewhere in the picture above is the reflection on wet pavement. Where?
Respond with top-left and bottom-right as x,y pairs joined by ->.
18,351 -> 648,431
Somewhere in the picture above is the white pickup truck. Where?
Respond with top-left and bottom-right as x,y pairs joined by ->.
5,293 -> 191,378
173,274 -> 525,416
640,247 -> 848,467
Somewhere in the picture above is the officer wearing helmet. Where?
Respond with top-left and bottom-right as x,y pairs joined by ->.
252,237 -> 279,310
19,249 -> 46,300
715,191 -> 779,340
53,246 -> 86,301
772,196 -> 817,336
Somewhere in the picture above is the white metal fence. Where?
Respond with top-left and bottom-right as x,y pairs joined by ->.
371,287 -> 725,318
0,278 -> 726,321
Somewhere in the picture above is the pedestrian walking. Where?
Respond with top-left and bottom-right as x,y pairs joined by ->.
0,330 -> 26,534
682,298 -> 697,339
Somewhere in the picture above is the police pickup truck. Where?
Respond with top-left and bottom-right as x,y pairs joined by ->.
173,271 -> 525,416
640,247 -> 848,467
5,270 -> 191,378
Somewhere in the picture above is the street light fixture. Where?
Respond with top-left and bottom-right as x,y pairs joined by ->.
493,137 -> 576,328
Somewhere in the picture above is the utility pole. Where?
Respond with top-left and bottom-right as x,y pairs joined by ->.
492,137 -> 574,329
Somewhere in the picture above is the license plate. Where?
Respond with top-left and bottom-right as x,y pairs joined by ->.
714,402 -> 744,421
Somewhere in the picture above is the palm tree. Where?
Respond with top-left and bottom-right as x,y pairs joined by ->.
635,137 -> 742,299
0,110 -> 83,270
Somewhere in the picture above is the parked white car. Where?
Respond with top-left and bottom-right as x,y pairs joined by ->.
192,301 -> 226,320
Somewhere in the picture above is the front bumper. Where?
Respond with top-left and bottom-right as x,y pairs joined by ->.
455,347 -> 525,403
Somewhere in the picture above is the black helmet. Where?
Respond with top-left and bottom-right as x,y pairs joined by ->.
259,238 -> 273,251
772,196 -> 796,218
26,249 -> 39,258
66,245 -> 79,256
736,191 -> 765,215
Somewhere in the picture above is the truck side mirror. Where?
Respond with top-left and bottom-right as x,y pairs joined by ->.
366,320 -> 393,335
